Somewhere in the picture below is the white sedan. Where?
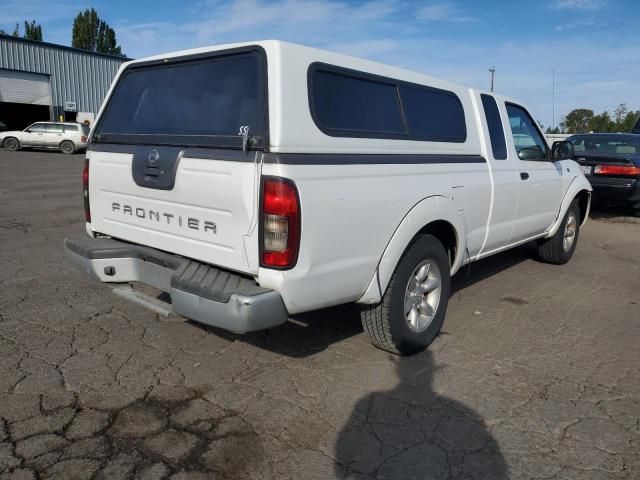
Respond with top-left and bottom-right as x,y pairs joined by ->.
0,121 -> 89,154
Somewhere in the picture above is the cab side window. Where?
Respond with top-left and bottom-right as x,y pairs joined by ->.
480,94 -> 507,159
27,123 -> 46,133
45,124 -> 63,133
506,103 -> 548,160
568,136 -> 586,153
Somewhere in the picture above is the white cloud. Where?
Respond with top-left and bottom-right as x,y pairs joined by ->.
114,0 -> 406,59
555,17 -> 596,31
326,39 -> 400,58
113,0 -> 471,56
416,2 -> 476,22
0,0 -> 84,25
0,0 -> 84,46
551,0 -> 605,10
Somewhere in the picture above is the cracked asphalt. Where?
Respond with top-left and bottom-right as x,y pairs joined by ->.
1,149 -> 639,480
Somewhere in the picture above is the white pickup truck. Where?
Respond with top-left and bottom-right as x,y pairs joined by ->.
65,40 -> 591,355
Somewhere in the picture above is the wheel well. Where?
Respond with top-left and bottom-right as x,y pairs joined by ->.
575,190 -> 590,224
3,136 -> 19,145
417,220 -> 458,267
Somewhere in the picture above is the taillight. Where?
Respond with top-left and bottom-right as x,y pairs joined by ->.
260,177 -> 300,269
594,164 -> 640,176
81,135 -> 87,143
82,157 -> 91,222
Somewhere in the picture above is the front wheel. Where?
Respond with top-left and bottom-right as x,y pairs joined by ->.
3,137 -> 20,151
360,234 -> 451,355
537,200 -> 581,265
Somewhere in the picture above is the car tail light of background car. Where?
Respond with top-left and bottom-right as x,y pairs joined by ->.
260,177 -> 300,269
594,164 -> 640,176
83,157 -> 90,222
81,135 -> 88,143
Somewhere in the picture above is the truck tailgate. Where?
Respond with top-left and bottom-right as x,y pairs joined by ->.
88,148 -> 259,274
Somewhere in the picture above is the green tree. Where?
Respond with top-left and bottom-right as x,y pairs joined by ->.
72,8 -> 123,56
613,103 -> 628,125
619,111 -> 640,132
0,23 -> 20,37
560,109 -> 594,134
23,20 -> 42,41
560,105 -> 640,133
0,22 -> 38,39
588,111 -> 612,133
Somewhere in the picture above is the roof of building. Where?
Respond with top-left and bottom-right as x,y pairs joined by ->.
0,33 -> 131,61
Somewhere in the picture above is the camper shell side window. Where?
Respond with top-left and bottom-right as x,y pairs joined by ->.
308,62 -> 467,143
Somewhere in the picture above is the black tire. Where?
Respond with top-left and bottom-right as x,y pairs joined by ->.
537,199 -> 580,265
3,137 -> 20,151
361,234 -> 451,355
60,140 -> 75,154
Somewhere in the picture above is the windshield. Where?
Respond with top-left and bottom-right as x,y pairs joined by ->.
568,135 -> 640,155
94,50 -> 265,147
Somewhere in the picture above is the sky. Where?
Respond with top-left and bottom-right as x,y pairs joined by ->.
1,0 -> 639,128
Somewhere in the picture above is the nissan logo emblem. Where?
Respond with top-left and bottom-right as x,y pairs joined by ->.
148,149 -> 160,164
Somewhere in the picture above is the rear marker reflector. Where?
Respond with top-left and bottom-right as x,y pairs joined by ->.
82,157 -> 91,222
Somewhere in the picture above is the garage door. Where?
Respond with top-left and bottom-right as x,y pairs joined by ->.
0,69 -> 52,105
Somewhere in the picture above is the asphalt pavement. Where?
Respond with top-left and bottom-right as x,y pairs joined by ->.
1,149 -> 639,479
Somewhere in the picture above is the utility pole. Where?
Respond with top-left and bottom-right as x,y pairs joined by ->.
489,66 -> 496,92
552,68 -> 556,132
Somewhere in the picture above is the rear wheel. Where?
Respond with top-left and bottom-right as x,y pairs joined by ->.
537,199 -> 580,265
60,140 -> 75,154
360,234 -> 451,355
3,137 -> 20,151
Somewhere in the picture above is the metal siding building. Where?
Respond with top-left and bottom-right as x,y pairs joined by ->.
0,34 -> 128,129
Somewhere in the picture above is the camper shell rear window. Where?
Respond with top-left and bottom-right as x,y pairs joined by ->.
93,47 -> 267,149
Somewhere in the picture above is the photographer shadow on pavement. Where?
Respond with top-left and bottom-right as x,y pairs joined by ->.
334,349 -> 507,479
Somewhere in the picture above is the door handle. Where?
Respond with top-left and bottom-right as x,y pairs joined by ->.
520,172 -> 529,180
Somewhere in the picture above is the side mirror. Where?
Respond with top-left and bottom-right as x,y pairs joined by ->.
551,141 -> 574,160
517,145 -> 546,161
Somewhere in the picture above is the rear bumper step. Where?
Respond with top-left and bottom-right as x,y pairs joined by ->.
64,237 -> 288,333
